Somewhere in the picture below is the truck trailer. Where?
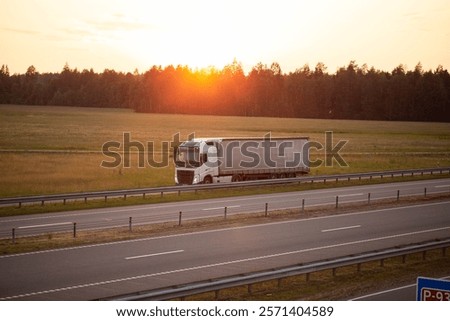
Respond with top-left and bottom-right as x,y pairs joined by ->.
174,136 -> 309,185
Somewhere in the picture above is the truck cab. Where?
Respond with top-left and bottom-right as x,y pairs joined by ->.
174,138 -> 219,185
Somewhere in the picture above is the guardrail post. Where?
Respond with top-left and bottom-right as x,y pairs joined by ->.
277,278 -> 283,287
12,228 -> 15,244
18,202 -> 21,208
41,200 -> 44,206
424,188 -> 427,197
265,203 -> 268,217
143,193 -> 146,199
302,199 -> 305,212
124,194 -> 127,201
178,190 -> 181,196
84,197 -> 87,204
104,196 -> 107,202
335,196 -> 339,209
179,211 -> 182,226
397,190 -> 400,201
73,222 -> 77,238
63,199 -> 66,205
224,206 -> 227,219
368,193 -> 371,204
129,217 -> 132,232
161,192 -> 163,198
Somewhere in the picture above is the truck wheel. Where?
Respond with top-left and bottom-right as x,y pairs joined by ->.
203,176 -> 213,184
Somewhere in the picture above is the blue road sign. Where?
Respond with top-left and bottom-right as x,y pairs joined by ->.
417,277 -> 450,301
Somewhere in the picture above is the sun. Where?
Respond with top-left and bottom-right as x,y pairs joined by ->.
120,24 -> 242,71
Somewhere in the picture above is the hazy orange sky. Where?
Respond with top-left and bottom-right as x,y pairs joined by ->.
1,0 -> 449,74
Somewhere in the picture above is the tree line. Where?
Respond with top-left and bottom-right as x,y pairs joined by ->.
0,60 -> 449,122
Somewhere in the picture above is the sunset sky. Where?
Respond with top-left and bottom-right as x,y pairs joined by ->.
1,0 -> 449,74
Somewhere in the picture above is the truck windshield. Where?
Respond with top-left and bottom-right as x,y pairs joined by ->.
175,146 -> 201,168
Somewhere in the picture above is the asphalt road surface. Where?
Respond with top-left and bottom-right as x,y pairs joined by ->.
1,198 -> 449,300
1,178 -> 450,238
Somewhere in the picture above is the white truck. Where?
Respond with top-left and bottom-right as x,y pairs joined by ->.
174,136 -> 309,184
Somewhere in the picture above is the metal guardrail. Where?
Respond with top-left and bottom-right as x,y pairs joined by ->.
102,239 -> 450,301
1,167 -> 450,207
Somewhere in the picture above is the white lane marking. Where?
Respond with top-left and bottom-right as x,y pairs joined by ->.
203,205 -> 240,211
349,275 -> 450,301
435,184 -> 450,188
17,222 -> 73,229
322,225 -> 361,233
125,250 -> 184,260
2,200 -> 450,259
339,193 -> 363,197
2,225 -> 449,300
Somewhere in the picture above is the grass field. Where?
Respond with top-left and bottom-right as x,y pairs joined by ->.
0,104 -> 449,197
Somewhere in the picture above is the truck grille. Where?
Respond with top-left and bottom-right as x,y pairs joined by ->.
177,170 -> 194,184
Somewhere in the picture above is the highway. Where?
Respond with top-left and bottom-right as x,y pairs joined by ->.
0,198 -> 449,300
1,178 -> 450,238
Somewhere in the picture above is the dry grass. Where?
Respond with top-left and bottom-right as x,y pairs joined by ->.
0,104 -> 449,197
0,152 -> 173,196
